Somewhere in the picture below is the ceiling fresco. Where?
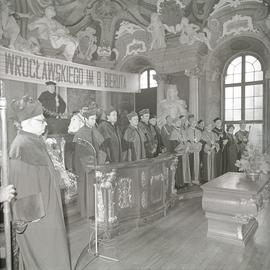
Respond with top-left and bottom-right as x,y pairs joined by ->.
1,0 -> 269,67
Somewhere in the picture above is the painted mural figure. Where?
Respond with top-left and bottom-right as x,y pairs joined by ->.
157,84 -> 187,128
28,6 -> 78,61
147,13 -> 166,50
0,0 -> 30,49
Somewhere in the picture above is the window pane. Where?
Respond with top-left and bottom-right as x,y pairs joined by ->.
233,98 -> 241,109
149,70 -> 157,88
254,109 -> 263,120
233,86 -> 241,98
245,109 -> 254,120
234,73 -> 241,83
234,63 -> 242,74
225,75 -> 233,84
254,97 -> 263,108
233,110 -> 241,120
245,62 -> 254,73
255,71 -> 263,81
225,99 -> 233,109
246,55 -> 257,64
225,110 -> 233,121
245,72 -> 254,82
254,84 -> 263,96
245,97 -> 254,109
225,87 -> 233,98
245,85 -> 253,96
231,56 -> 242,67
140,71 -> 148,89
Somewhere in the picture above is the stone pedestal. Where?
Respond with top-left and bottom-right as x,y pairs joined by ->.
202,172 -> 269,246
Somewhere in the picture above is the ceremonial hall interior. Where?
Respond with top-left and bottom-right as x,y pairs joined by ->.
1,0 -> 270,270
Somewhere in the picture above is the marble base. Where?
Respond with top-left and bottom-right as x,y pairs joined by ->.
206,212 -> 258,246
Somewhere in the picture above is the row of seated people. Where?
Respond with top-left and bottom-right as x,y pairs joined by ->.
70,106 -> 249,217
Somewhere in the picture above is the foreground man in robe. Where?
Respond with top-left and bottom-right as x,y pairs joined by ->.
98,107 -> 122,162
9,96 -> 71,270
73,107 -> 106,218
235,121 -> 249,158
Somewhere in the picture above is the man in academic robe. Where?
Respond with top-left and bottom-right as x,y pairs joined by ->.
149,114 -> 163,156
73,107 -> 106,218
160,115 -> 174,152
235,121 -> 249,158
38,81 -> 66,118
123,111 -> 146,161
138,108 -> 157,158
223,124 -> 239,173
186,119 -> 202,184
98,107 -> 122,162
212,117 -> 227,177
9,96 -> 71,270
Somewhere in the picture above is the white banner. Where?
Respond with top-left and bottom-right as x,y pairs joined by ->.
0,47 -> 140,93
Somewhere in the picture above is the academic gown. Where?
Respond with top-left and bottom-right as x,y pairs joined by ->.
212,127 -> 226,177
222,133 -> 239,173
123,125 -> 146,161
98,120 -> 122,162
235,130 -> 249,157
73,125 -> 106,218
138,121 -> 158,158
160,124 -> 174,152
38,91 -> 66,117
9,130 -> 71,270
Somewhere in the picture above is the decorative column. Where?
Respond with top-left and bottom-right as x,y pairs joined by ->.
153,74 -> 168,116
184,66 -> 201,118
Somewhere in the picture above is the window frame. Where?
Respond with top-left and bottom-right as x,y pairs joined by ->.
140,68 -> 157,90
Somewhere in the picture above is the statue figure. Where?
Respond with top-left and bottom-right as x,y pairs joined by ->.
147,13 -> 166,50
157,84 -> 187,128
28,6 -> 79,61
0,0 -> 31,49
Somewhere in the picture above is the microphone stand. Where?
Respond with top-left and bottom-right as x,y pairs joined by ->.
0,80 -> 12,270
74,138 -> 119,270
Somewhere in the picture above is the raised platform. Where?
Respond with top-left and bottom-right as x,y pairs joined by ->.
202,172 -> 269,246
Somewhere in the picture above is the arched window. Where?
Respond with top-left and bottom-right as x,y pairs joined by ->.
140,69 -> 157,89
224,54 -> 264,147
136,68 -> 157,114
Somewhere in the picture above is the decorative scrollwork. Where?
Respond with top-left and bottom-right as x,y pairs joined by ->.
118,177 -> 133,208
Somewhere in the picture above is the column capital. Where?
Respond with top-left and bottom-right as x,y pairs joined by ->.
184,65 -> 202,78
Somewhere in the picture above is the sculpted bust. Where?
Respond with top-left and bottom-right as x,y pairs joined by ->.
157,84 -> 187,127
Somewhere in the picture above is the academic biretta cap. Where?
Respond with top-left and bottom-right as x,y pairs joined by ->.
127,111 -> 138,120
138,108 -> 150,116
226,124 -> 235,131
10,95 -> 43,122
81,107 -> 97,118
213,117 -> 221,122
45,81 -> 56,86
105,106 -> 117,115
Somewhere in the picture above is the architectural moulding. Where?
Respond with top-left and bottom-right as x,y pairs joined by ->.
125,39 -> 147,57
211,0 -> 263,15
220,14 -> 259,39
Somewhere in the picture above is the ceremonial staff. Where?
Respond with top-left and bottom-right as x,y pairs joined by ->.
0,80 -> 12,270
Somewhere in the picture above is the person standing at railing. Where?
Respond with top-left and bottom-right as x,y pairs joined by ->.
73,107 -> 106,219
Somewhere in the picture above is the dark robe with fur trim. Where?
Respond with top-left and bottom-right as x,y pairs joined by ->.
98,120 -> 122,162
73,125 -> 106,218
123,125 -> 146,161
9,130 -> 71,270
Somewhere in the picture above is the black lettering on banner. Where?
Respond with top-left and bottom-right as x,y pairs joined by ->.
5,53 -> 14,75
42,62 -> 48,80
47,62 -> 55,81
86,70 -> 94,85
15,56 -> 22,76
97,71 -> 101,87
36,61 -> 41,79
79,68 -> 84,84
29,59 -> 36,78
55,64 -> 61,82
22,57 -> 29,77
68,66 -> 73,83
61,65 -> 67,82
